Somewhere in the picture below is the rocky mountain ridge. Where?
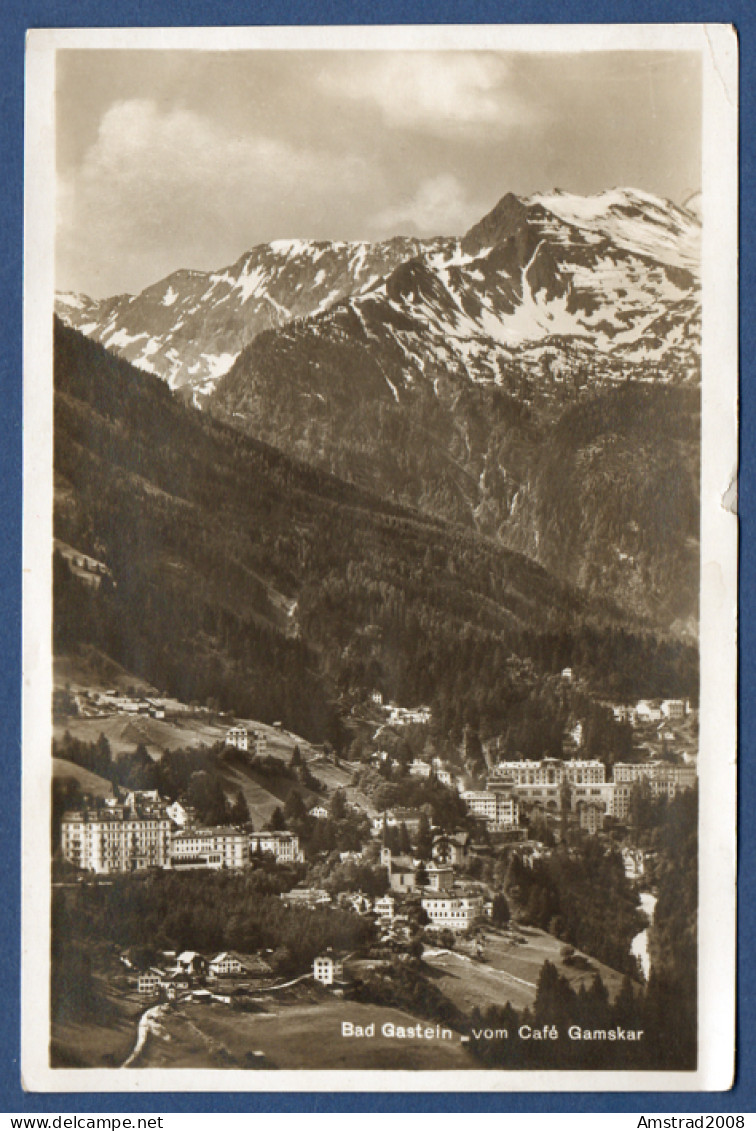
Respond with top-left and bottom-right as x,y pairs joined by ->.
56,187 -> 700,403
56,187 -> 701,636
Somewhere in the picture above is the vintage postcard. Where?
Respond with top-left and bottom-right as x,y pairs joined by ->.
22,23 -> 737,1091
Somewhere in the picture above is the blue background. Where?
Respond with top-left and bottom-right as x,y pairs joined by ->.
1,0 -> 749,1113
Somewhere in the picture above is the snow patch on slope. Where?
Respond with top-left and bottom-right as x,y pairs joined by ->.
203,351 -> 239,379
105,328 -> 149,350
529,188 -> 700,271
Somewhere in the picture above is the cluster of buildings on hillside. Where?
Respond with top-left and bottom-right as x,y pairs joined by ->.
368,690 -> 694,736
125,946 -> 382,998
379,843 -> 485,930
610,699 -> 694,726
54,539 -> 110,590
366,757 -> 696,841
369,693 -> 432,728
60,791 -> 303,874
368,697 -> 695,836
482,757 -> 696,833
60,748 -> 697,877
60,689 -> 175,720
65,687 -> 230,721
279,833 -> 486,935
281,880 -> 485,936
126,947 -> 274,998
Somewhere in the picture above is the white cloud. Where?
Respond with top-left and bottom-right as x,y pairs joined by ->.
57,98 -> 371,294
321,52 -> 533,135
372,174 -> 482,236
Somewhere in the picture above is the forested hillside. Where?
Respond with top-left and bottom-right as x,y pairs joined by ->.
500,384 -> 700,636
213,339 -> 699,635
54,320 -> 697,743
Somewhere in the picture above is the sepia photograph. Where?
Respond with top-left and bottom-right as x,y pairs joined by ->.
21,23 -> 737,1092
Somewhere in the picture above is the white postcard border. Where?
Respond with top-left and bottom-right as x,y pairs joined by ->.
21,22 -> 738,1093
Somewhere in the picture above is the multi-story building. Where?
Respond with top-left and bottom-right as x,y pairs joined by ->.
372,808 -> 425,836
578,802 -> 606,834
481,757 -> 697,830
137,968 -> 164,995
612,762 -> 659,817
225,726 -> 267,757
612,762 -> 655,784
313,955 -> 344,985
373,894 -> 396,920
386,705 -> 432,726
611,781 -> 634,820
491,758 -> 606,786
460,790 -> 497,823
569,781 -> 615,812
208,952 -> 245,977
461,788 -> 519,829
248,830 -> 304,863
612,762 -> 696,788
647,764 -> 697,799
563,760 -> 606,785
586,763 -> 697,821
487,759 -> 603,812
175,950 -> 208,976
60,806 -> 173,874
421,894 -> 484,932
425,863 -> 454,892
661,699 -> 688,720
169,827 -> 248,870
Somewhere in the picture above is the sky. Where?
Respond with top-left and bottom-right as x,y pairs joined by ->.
55,48 -> 702,297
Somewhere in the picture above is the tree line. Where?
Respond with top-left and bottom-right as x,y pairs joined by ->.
54,320 -> 697,750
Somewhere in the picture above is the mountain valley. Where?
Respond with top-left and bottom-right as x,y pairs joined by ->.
53,319 -> 697,744
55,187 -> 701,636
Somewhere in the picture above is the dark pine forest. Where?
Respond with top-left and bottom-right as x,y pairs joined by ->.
53,318 -> 697,745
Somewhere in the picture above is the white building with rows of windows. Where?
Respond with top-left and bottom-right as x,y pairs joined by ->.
482,757 -> 697,829
313,955 -> 344,985
169,827 -> 248,870
491,758 -> 606,786
421,894 -> 485,931
248,830 -> 305,863
61,793 -> 254,874
460,788 -> 520,830
225,726 -> 268,757
60,806 -> 173,874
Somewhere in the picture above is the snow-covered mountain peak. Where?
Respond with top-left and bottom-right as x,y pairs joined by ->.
527,187 -> 701,271
55,185 -> 700,401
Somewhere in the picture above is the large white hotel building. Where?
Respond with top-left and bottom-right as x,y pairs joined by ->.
485,757 -> 696,824
60,805 -> 173,873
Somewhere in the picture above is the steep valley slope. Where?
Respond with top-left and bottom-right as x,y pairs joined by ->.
53,320 -> 697,744
56,187 -> 701,637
